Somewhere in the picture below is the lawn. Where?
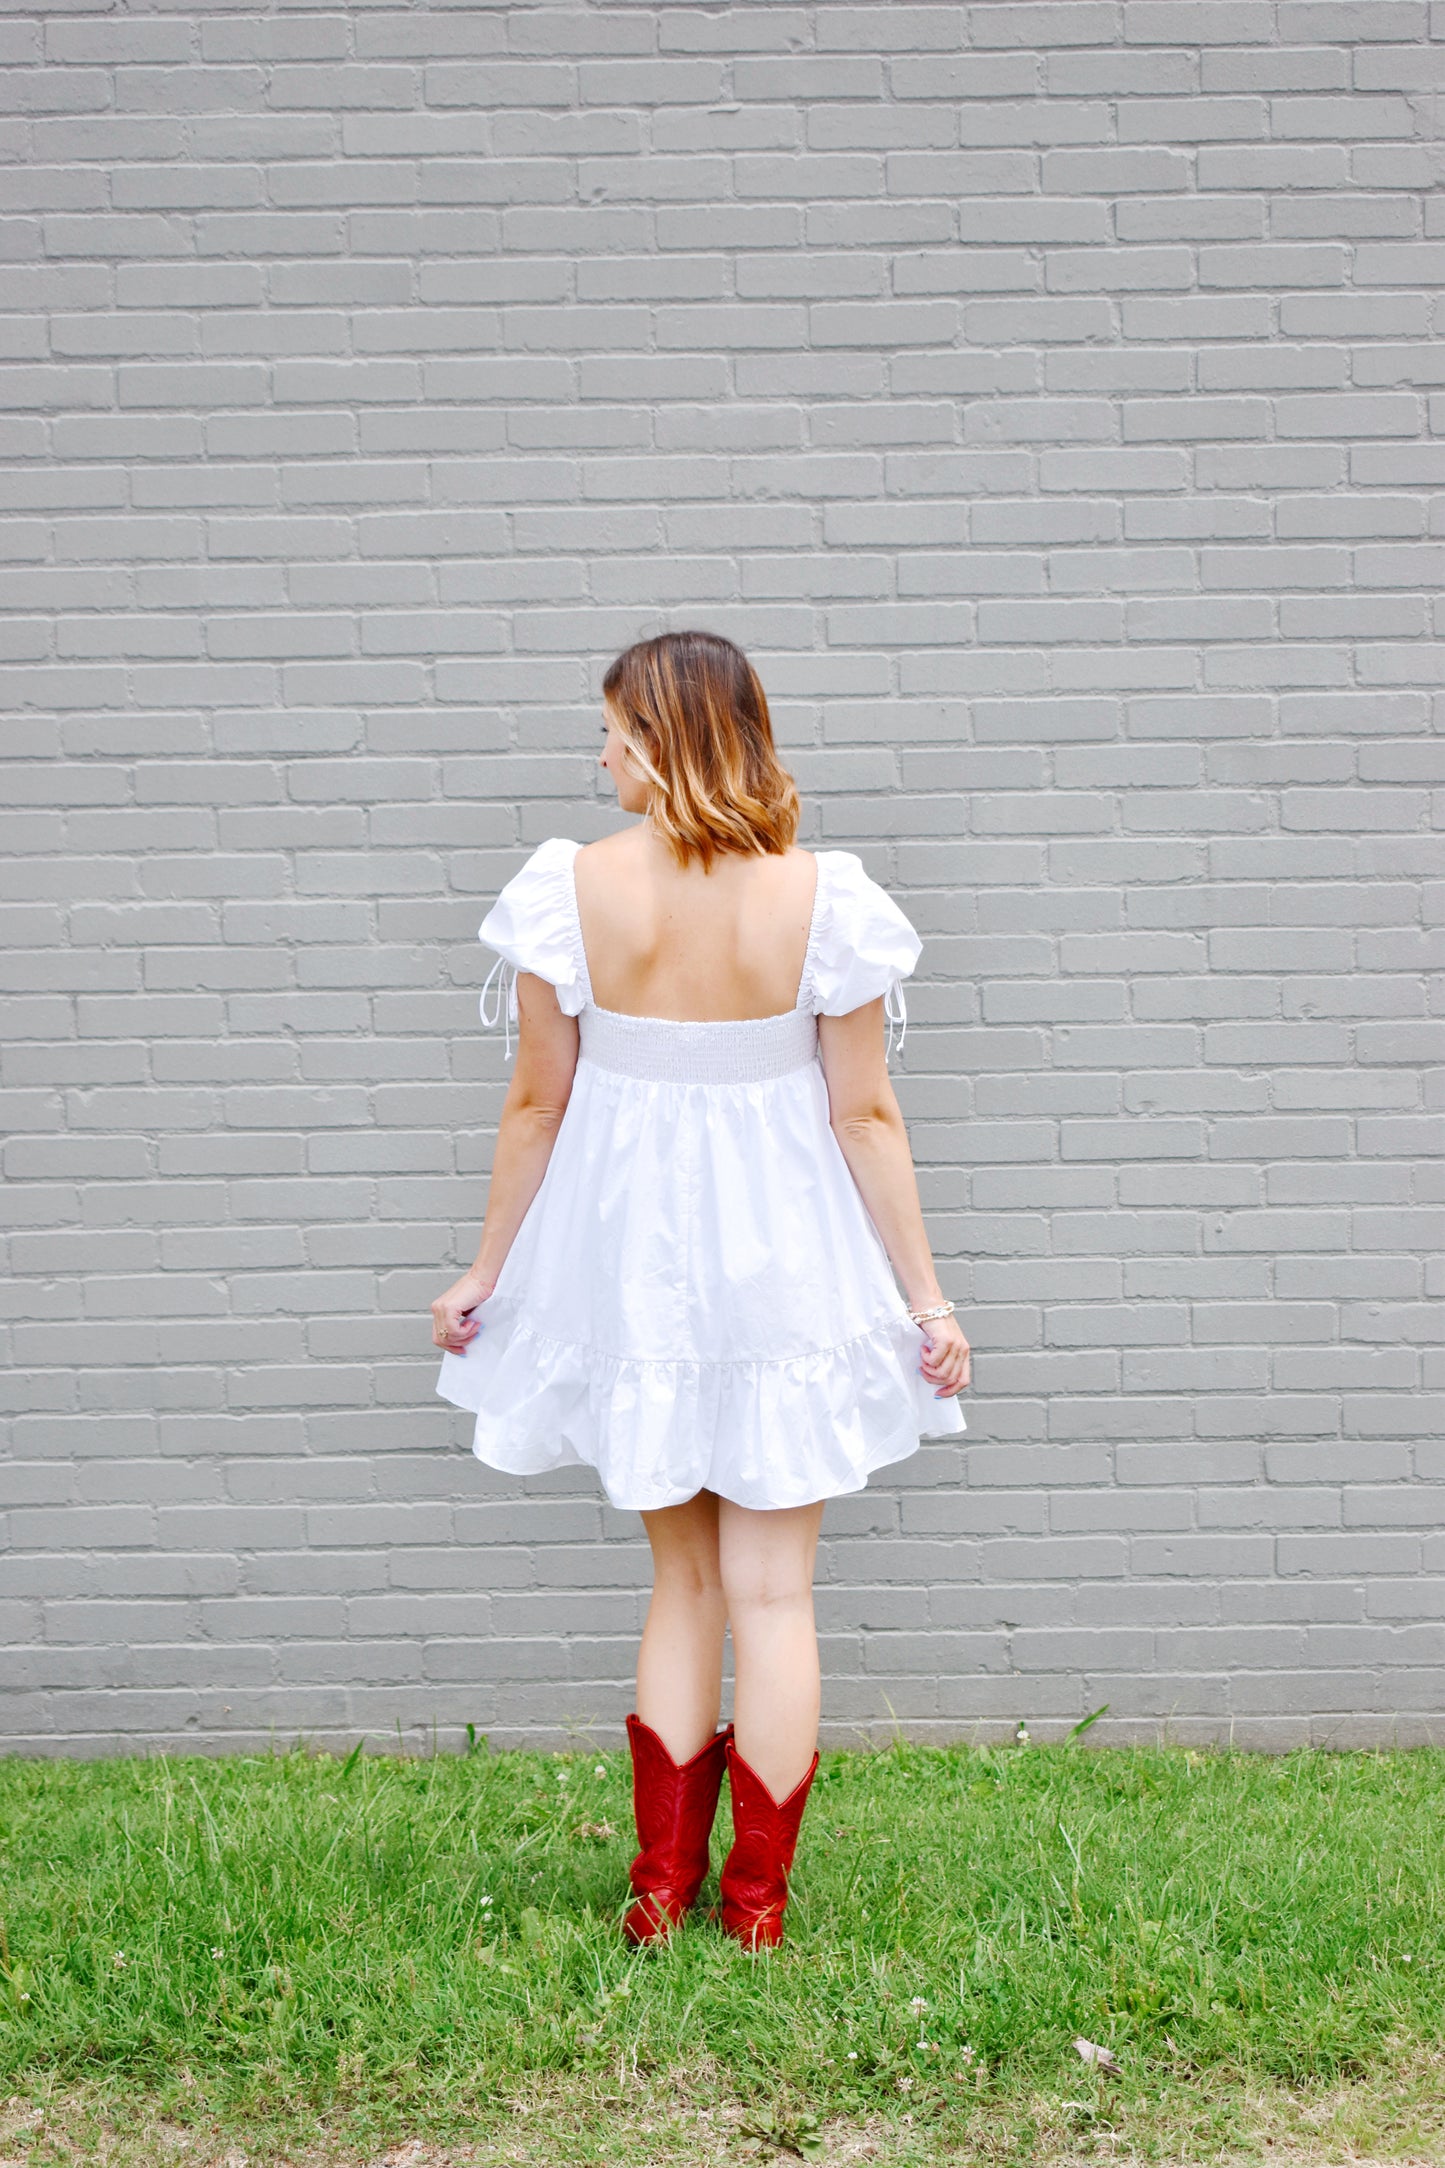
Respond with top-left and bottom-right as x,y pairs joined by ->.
0,1735 -> 1441,2166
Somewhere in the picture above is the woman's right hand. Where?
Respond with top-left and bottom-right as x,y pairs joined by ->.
918,1312 -> 970,1399
431,1268 -> 493,1355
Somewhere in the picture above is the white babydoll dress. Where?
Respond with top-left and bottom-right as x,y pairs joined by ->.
435,837 -> 966,1512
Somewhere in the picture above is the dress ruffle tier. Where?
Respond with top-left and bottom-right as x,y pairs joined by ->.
438,1296 -> 958,1513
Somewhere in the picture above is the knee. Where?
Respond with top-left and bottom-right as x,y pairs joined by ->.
717,1502 -> 824,1631
720,1557 -> 813,1628
655,1547 -> 725,1607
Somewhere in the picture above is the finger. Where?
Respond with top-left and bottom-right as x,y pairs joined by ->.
438,1310 -> 480,1348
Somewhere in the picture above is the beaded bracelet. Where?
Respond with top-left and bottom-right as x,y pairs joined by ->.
908,1298 -> 955,1325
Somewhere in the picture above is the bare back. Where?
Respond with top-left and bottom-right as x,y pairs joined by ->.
573,826 -> 819,1022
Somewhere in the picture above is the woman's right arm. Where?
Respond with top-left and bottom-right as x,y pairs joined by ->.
817,998 -> 970,1400
431,971 -> 580,1355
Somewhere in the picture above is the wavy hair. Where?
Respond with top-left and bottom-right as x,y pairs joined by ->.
601,630 -> 800,870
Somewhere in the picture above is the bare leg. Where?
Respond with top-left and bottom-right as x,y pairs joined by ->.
718,1497 -> 826,1800
636,1489 -> 726,1764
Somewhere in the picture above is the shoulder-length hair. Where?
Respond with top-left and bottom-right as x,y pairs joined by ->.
601,629 -> 800,870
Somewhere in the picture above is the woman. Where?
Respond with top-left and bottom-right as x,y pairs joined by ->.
430,630 -> 970,1950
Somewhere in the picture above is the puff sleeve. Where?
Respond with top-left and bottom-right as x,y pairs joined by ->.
476,836 -> 587,1056
808,851 -> 923,1062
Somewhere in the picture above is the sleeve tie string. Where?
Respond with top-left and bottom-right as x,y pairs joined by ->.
884,978 -> 908,1064
479,953 -> 518,1060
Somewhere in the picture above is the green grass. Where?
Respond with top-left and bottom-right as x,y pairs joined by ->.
1,1737 -> 1442,2165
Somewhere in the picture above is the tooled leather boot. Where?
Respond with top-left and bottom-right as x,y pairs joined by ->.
622,1713 -> 733,1945
717,1738 -> 819,1950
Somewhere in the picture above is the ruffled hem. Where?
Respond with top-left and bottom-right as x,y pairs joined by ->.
435,1299 -> 965,1513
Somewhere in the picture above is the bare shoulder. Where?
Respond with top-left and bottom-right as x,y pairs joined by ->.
747,842 -> 815,886
741,843 -> 817,928
576,826 -> 643,871
576,828 -> 645,897
783,842 -> 818,897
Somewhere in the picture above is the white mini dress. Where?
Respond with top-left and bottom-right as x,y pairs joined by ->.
435,837 -> 965,1513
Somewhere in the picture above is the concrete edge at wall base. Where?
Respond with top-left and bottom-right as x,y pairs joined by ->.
3,1714 -> 1444,1760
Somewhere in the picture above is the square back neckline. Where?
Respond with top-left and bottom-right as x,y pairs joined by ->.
566,842 -> 822,1027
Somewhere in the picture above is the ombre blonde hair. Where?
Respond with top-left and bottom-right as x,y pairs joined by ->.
601,630 -> 800,870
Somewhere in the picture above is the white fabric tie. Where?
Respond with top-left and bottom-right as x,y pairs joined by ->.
884,977 -> 907,1063
479,952 -> 518,1059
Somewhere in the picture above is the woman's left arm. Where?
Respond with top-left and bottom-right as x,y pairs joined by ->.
431,971 -> 580,1354
817,998 -> 970,1401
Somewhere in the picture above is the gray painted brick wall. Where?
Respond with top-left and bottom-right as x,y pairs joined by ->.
3,0 -> 1443,1758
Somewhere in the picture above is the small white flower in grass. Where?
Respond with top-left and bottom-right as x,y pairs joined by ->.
594,1765 -> 606,1777
959,2046 -> 974,2063
478,1895 -> 493,1910
910,1995 -> 928,2010
112,1952 -> 127,1970
847,2052 -> 857,2061
897,2076 -> 913,2094
211,1947 -> 225,1960
1402,1953 -> 1413,1963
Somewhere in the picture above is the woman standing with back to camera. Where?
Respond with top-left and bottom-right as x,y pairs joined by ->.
430,631 -> 969,1950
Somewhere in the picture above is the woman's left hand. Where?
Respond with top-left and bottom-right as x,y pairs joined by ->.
918,1313 -> 970,1399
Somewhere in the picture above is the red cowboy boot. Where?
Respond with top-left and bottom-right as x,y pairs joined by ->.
717,1738 -> 819,1950
622,1713 -> 733,1945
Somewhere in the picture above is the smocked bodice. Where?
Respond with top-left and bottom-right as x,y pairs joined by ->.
579,1002 -> 820,1084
